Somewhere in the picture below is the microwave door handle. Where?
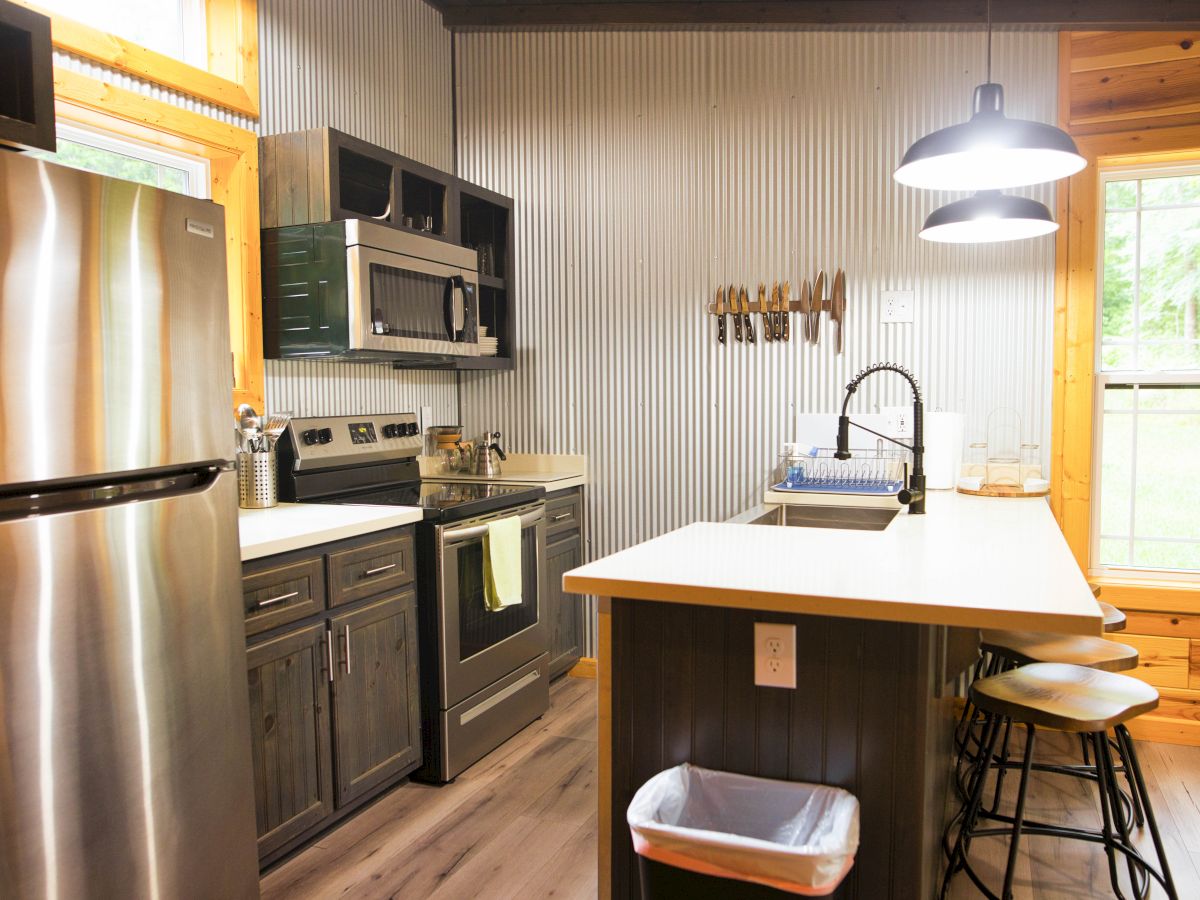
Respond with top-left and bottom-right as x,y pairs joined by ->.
458,280 -> 472,334
443,275 -> 468,340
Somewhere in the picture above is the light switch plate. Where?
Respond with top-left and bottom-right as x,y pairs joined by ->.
882,290 -> 914,324
754,622 -> 797,689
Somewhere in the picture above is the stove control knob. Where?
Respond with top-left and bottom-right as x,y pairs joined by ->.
382,424 -> 398,439
317,428 -> 333,445
405,422 -> 419,436
301,429 -> 320,446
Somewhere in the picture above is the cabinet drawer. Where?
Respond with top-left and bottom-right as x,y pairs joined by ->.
545,490 -> 582,539
243,556 -> 326,636
328,533 -> 414,607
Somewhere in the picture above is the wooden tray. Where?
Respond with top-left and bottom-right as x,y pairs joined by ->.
956,483 -> 1050,499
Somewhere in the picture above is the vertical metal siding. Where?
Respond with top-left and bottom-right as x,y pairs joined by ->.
56,1 -> 459,420
455,29 -> 1060,655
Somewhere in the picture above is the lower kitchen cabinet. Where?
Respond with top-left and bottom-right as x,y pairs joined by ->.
545,488 -> 585,679
242,526 -> 422,868
330,591 -> 421,805
245,624 -> 334,859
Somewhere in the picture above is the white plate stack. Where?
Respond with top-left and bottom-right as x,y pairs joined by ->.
479,325 -> 499,357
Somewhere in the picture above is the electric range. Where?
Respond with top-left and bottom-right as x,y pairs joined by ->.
276,414 -> 550,783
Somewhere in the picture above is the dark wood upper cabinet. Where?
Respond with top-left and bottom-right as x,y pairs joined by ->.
0,0 -> 55,153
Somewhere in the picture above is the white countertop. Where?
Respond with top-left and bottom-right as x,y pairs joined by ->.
238,503 -> 424,562
563,491 -> 1103,635
420,453 -> 587,492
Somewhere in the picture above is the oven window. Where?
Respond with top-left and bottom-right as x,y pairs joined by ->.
370,263 -> 450,342
457,526 -> 539,661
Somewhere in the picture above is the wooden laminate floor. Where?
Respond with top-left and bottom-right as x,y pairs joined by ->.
262,677 -> 1200,900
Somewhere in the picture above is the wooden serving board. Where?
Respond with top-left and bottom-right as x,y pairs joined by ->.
957,483 -> 1050,498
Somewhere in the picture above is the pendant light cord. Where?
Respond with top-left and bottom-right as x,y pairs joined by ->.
986,0 -> 992,83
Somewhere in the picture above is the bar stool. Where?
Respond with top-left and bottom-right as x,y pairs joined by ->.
954,632 -> 1145,824
1091,582 -> 1129,633
941,663 -> 1177,900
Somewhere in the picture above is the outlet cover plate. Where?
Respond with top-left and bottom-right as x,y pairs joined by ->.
882,290 -> 914,324
754,622 -> 797,689
882,405 -> 914,439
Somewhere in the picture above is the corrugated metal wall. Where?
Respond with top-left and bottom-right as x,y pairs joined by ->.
455,30 -> 1059,655
58,1 -> 460,421
257,0 -> 458,417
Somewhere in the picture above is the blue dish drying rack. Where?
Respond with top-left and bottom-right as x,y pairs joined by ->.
771,448 -> 906,496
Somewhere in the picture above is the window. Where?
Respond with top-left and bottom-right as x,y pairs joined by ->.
26,122 -> 210,197
1093,166 -> 1200,576
34,0 -> 207,67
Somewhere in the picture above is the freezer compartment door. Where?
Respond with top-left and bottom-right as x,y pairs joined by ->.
0,151 -> 234,487
0,468 -> 259,898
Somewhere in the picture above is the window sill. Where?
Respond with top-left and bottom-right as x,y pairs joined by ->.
1090,577 -> 1200,614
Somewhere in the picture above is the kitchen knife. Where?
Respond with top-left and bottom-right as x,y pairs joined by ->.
812,269 -> 826,345
715,285 -> 727,345
799,279 -> 811,342
732,283 -> 744,343
741,285 -> 755,344
769,282 -> 780,342
780,281 -> 790,341
758,283 -> 772,342
831,269 -> 846,354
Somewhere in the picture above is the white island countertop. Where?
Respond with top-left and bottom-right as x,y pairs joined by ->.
239,502 -> 424,562
564,491 -> 1103,635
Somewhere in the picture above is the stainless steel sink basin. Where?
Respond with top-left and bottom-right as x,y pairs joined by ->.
747,504 -> 899,531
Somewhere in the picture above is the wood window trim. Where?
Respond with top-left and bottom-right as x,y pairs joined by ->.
1050,120 -> 1200,611
15,0 -> 259,118
51,65 -> 264,413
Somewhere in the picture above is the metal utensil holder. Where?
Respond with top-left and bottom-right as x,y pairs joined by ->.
238,450 -> 278,509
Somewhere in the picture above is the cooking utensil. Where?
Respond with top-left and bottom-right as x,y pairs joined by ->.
732,283 -> 744,343
758,283 -> 772,342
812,270 -> 826,345
742,285 -> 755,344
472,431 -> 507,477
780,281 -> 790,342
715,285 -> 727,345
831,269 -> 846,354
262,413 -> 292,448
799,279 -> 811,342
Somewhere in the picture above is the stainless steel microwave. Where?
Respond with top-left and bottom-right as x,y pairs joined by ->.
263,219 -> 480,363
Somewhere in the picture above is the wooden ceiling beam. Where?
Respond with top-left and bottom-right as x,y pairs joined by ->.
430,2 -> 1200,30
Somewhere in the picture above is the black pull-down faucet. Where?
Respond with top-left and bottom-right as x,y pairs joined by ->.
834,363 -> 926,515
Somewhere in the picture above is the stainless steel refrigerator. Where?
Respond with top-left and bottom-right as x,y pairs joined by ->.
0,152 -> 259,898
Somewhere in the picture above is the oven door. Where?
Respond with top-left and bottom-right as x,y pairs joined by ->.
347,245 -> 479,357
436,504 -> 547,708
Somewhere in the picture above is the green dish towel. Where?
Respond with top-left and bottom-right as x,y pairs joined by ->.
483,515 -> 523,612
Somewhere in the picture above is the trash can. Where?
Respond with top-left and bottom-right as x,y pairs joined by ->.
627,763 -> 859,898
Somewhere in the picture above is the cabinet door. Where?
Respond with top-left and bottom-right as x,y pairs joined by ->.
329,591 -> 422,806
546,534 -> 584,679
246,624 -> 334,860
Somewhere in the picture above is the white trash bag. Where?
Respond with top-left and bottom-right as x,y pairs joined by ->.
627,763 -> 859,896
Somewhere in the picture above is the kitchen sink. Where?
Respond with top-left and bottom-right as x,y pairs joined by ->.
747,504 -> 899,531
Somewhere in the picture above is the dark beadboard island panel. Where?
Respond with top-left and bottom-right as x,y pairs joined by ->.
607,599 -> 966,899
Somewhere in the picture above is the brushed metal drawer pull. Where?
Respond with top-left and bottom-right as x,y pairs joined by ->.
552,513 -> 572,521
343,625 -> 351,674
363,563 -> 397,577
255,591 -> 299,609
325,628 -> 334,683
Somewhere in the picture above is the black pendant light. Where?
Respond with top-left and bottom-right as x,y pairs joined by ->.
919,191 -> 1058,244
894,2 -> 1085,192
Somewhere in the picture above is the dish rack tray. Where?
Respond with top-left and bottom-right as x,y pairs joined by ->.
767,448 -> 906,502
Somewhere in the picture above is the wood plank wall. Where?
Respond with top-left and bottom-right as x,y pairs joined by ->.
1056,30 -> 1200,746
608,599 -> 955,900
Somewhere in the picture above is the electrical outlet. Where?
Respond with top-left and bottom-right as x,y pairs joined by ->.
882,405 -> 914,439
754,623 -> 797,689
881,290 -> 914,324
419,405 -> 433,433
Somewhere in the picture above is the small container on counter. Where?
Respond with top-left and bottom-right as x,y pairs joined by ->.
237,450 -> 278,509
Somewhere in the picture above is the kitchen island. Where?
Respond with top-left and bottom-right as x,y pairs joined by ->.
563,491 -> 1103,900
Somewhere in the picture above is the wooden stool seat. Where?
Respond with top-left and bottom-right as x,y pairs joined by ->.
969,662 -> 1159,733
1100,601 -> 1127,632
1089,583 -> 1102,598
980,629 -> 1138,672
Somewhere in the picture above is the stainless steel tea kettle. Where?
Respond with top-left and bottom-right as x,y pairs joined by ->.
472,431 -> 507,477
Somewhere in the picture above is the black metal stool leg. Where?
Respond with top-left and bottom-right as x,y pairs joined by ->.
1000,724 -> 1036,900
1099,728 -> 1144,897
990,716 -> 1015,814
1118,724 -> 1179,900
942,713 -> 1002,900
1092,730 -> 1129,900
1114,725 -> 1146,829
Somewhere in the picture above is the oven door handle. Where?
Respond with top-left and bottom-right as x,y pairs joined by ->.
442,507 -> 543,542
